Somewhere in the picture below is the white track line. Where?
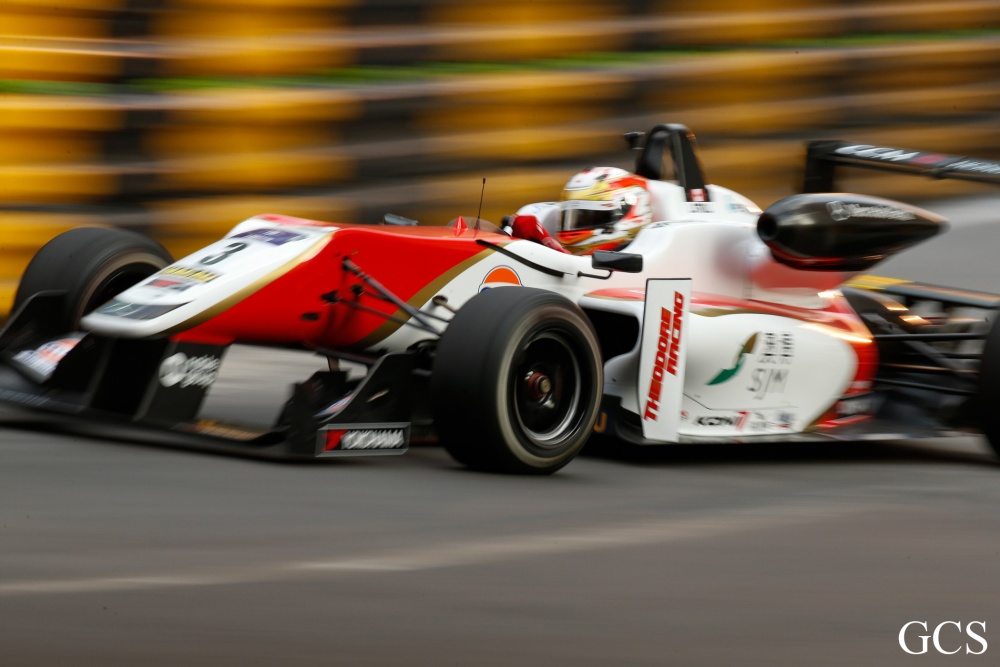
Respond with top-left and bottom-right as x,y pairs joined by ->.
0,502 -> 864,597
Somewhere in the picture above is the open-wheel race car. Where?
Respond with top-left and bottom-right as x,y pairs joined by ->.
3,122 -> 1000,474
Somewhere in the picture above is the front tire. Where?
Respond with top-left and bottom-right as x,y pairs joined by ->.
977,312 -> 1000,458
432,287 -> 603,474
13,227 -> 173,330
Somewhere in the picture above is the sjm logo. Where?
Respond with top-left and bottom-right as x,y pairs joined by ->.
898,621 -> 987,655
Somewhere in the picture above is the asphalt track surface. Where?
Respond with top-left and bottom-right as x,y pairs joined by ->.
3,196 -> 1000,666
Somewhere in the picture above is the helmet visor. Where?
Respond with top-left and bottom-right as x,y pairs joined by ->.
560,199 -> 628,231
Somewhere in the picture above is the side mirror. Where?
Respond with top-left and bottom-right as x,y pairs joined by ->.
591,250 -> 643,273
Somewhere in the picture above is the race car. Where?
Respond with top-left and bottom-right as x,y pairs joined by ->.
1,123 -> 999,474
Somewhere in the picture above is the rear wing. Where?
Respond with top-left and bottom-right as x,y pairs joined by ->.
803,140 -> 1000,193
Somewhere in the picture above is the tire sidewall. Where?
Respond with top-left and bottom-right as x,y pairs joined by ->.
14,227 -> 172,330
487,302 -> 601,469
67,250 -> 171,324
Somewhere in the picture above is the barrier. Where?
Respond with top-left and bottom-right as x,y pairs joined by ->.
2,1 -> 999,316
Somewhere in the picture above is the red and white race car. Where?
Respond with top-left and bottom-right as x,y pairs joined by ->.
2,123 -> 999,474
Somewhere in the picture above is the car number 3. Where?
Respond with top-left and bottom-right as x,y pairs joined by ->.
200,242 -> 248,265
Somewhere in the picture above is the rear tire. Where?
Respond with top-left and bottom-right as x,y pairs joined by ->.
13,227 -> 173,330
977,312 -> 1000,458
432,287 -> 603,474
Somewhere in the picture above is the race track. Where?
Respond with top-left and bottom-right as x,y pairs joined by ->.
3,196 -> 1000,666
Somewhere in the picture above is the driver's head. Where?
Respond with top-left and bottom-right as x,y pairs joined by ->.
557,167 -> 652,255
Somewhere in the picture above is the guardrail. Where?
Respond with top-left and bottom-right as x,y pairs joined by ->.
2,0 -> 999,314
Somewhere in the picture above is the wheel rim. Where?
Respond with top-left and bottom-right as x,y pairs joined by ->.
511,330 -> 585,448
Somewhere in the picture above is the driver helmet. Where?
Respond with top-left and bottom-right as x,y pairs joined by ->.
557,167 -> 653,255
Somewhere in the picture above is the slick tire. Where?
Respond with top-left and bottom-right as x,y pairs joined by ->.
432,287 -> 603,474
13,227 -> 173,330
977,312 -> 1000,459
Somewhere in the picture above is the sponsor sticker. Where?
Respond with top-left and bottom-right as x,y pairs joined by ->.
159,266 -> 220,283
319,424 -> 410,456
147,277 -> 194,292
158,353 -> 221,389
11,336 -> 83,379
826,200 -> 915,222
639,278 -> 691,442
479,265 -> 522,292
835,144 -> 921,163
231,228 -> 306,246
707,331 -> 794,401
691,410 -> 795,433
835,393 -> 874,420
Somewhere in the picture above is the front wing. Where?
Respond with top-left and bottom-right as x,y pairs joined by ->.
0,293 -> 420,459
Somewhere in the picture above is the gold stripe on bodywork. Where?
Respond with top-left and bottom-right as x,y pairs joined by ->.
691,306 -> 770,318
164,232 -> 336,335
353,248 -> 494,349
842,274 -> 912,291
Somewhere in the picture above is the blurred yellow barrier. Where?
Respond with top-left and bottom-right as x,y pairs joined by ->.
1,0 -> 1000,320
157,150 -> 353,192
0,95 -> 122,131
0,43 -> 123,81
161,89 -> 361,124
0,165 -> 119,203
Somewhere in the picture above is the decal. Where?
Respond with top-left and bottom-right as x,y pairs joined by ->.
909,153 -> 949,165
200,241 -> 248,266
232,228 -> 306,246
948,159 -> 1000,176
186,420 -> 262,441
826,201 -> 915,221
706,331 -> 794,398
750,332 -> 793,399
695,415 -> 739,427
759,332 -> 794,364
749,367 -> 789,400
689,188 -> 707,202
836,393 -> 874,419
687,202 -> 712,214
835,144 -> 920,162
321,393 -> 354,416
692,410 -> 794,433
707,333 -> 758,385
638,279 -> 691,443
321,425 -> 409,454
160,266 -> 220,283
11,337 -> 82,379
340,429 -> 406,450
479,265 -> 522,292
147,277 -> 194,292
158,353 -> 221,389
643,293 -> 684,420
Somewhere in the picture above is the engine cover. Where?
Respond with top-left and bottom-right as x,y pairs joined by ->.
757,193 -> 946,271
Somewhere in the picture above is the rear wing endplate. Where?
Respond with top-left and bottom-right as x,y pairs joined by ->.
804,141 -> 1000,193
